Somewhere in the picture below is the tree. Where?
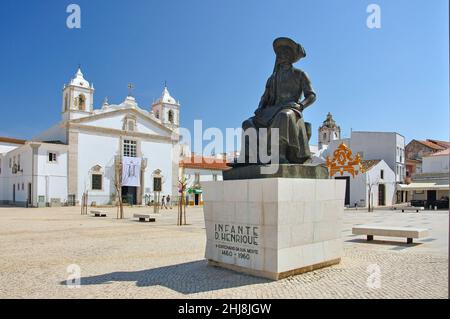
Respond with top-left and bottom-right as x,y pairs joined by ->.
177,175 -> 191,226
366,174 -> 380,213
114,157 -> 124,219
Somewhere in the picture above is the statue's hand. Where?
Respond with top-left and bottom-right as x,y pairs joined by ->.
288,101 -> 302,111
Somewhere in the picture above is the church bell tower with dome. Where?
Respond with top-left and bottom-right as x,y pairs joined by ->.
318,112 -> 341,149
61,67 -> 95,121
151,85 -> 180,130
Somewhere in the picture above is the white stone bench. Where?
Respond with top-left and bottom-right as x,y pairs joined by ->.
352,225 -> 429,244
401,206 -> 424,213
90,210 -> 107,217
133,214 -> 158,222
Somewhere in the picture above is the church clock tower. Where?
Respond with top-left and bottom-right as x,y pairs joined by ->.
62,67 -> 95,121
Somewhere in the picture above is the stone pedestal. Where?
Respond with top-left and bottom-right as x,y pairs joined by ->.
202,178 -> 346,280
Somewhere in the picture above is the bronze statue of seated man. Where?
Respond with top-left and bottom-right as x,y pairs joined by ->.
239,37 -> 316,165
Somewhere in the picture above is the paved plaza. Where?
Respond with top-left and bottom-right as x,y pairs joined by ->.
0,205 -> 447,299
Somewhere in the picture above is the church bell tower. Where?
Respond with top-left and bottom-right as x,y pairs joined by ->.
62,67 -> 95,121
151,85 -> 180,130
318,112 -> 341,149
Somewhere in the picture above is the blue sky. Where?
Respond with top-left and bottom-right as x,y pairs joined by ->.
0,0 -> 448,147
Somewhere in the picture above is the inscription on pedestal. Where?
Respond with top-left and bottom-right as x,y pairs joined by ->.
214,223 -> 259,261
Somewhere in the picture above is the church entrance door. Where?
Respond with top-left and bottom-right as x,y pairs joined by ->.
122,186 -> 137,205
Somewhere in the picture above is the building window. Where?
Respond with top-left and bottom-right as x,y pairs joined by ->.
123,140 -> 137,157
123,116 -> 137,132
48,152 -> 57,163
155,110 -> 160,119
194,172 -> 200,184
22,183 -> 24,191
127,120 -> 135,131
323,133 -> 327,140
91,174 -> 102,190
78,94 -> 86,111
213,174 -> 218,181
9,158 -> 11,168
168,110 -> 174,124
0,158 -> 2,175
64,94 -> 69,111
380,169 -> 384,179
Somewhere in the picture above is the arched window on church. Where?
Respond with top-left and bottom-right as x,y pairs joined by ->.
64,94 -> 69,111
323,132 -> 327,140
78,94 -> 86,111
168,110 -> 174,124
155,110 -> 160,119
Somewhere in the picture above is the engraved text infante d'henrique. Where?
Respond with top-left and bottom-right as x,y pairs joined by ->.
214,223 -> 259,245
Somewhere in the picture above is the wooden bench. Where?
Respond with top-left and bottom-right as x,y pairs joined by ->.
401,206 -> 424,213
133,214 -> 158,222
352,225 -> 428,244
90,210 -> 107,217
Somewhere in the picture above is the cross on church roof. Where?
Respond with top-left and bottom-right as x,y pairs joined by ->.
128,83 -> 135,97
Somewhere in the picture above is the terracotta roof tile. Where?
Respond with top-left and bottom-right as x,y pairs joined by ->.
0,136 -> 26,145
416,140 -> 446,151
180,155 -> 230,171
360,159 -> 381,172
426,139 -> 450,149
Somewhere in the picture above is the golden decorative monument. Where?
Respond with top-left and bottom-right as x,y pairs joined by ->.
326,143 -> 363,178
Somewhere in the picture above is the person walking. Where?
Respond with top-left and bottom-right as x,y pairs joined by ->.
161,195 -> 168,209
166,195 -> 172,209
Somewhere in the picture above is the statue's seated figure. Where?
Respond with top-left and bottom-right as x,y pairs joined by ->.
239,37 -> 317,165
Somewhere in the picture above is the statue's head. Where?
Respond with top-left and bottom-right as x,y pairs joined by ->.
273,37 -> 306,64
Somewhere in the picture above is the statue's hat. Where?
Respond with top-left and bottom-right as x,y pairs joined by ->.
273,37 -> 306,63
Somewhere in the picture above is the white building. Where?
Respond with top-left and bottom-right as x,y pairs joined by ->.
333,159 -> 396,208
179,155 -> 229,206
398,149 -> 449,207
326,131 -> 406,183
323,131 -> 406,205
0,68 -> 180,207
0,140 -> 68,207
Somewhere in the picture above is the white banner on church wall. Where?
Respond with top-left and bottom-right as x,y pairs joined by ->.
122,156 -> 141,187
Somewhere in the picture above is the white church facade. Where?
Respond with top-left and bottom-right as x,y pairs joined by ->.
0,68 -> 180,207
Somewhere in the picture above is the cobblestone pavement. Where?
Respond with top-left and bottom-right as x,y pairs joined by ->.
0,206 -> 447,298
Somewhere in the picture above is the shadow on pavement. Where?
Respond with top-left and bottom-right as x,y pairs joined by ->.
63,259 -> 270,294
345,238 -> 422,248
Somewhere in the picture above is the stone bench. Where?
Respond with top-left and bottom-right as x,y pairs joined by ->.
90,210 -> 107,217
401,206 -> 424,213
133,214 -> 158,222
352,225 -> 428,244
